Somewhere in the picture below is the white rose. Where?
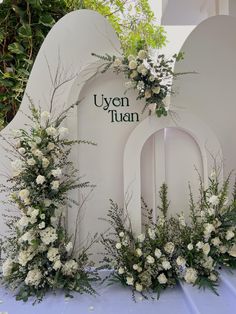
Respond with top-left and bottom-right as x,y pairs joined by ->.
204,223 -> 215,236
47,142 -> 55,151
40,214 -> 45,220
154,248 -> 162,258
152,86 -> 161,94
36,175 -> 46,185
228,244 -> 236,257
219,245 -> 227,254
137,266 -> 142,273
19,189 -> 30,200
119,231 -> 124,238
187,243 -> 193,251
47,247 -> 59,262
202,243 -> 211,256
33,149 -> 43,159
38,222 -> 45,229
202,256 -> 214,270
226,230 -> 235,240
126,276 -> 134,286
137,234 -> 145,242
133,264 -> 139,270
113,58 -> 122,67
211,237 -> 221,246
116,243 -> 122,250
18,147 -> 26,155
66,242 -> 73,252
42,158 -> 50,168
58,127 -> 69,139
53,260 -> 62,270
128,55 -> 135,61
184,268 -> 198,284
208,195 -> 219,206
34,136 -> 42,144
41,111 -> 50,124
149,75 -> 155,82
31,209 -> 39,218
196,241 -> 204,250
118,267 -> 125,275
176,256 -> 186,267
27,158 -> 36,166
129,60 -> 137,70
51,180 -> 60,190
158,273 -> 167,284
24,198 -> 30,205
148,228 -> 155,240
51,168 -> 62,178
146,255 -> 155,264
135,283 -> 143,292
138,50 -> 147,60
141,68 -> 148,76
46,126 -> 57,137
164,242 -> 175,254
162,260 -> 171,270
209,273 -> 217,282
136,248 -> 143,256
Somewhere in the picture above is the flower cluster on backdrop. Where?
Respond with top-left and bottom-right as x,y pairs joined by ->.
93,49 -> 186,118
101,172 -> 236,298
1,103 -> 98,303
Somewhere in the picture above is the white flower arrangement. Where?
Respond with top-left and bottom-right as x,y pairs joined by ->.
92,49 -> 188,118
0,102 -> 98,303
101,172 -> 236,299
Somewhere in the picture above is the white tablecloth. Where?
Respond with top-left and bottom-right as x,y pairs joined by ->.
0,270 -> 236,314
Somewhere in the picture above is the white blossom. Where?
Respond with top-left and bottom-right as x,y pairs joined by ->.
176,256 -> 186,267
226,230 -> 235,240
38,222 -> 45,229
211,237 -> 221,246
118,267 -> 125,275
58,127 -> 69,138
228,244 -> 236,257
152,86 -> 161,94
47,142 -> 55,151
18,147 -> 26,155
19,189 -> 30,200
66,242 -> 73,252
135,283 -> 143,292
162,260 -> 171,270
146,255 -> 155,264
148,228 -> 155,240
202,243 -> 211,256
51,180 -> 60,190
208,195 -> 219,206
187,243 -> 193,251
184,268 -> 198,284
36,175 -> 46,185
47,247 -> 59,262
113,58 -> 122,67
137,234 -> 145,242
119,231 -> 125,238
42,157 -> 50,168
154,248 -> 162,258
136,248 -> 143,256
25,268 -> 42,287
158,273 -> 167,284
27,158 -> 36,166
129,60 -> 137,70
53,260 -> 62,270
40,227 -> 57,245
46,126 -> 57,137
164,242 -> 175,254
138,50 -> 147,60
51,168 -> 62,178
116,243 -> 122,250
133,264 -> 139,270
62,260 -> 78,276
126,276 -> 134,285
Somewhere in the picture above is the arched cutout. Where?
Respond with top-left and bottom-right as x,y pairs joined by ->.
123,110 -> 223,234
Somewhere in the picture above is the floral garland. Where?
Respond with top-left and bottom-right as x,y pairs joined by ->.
92,49 -> 185,118
101,172 -> 236,298
0,102 -> 98,303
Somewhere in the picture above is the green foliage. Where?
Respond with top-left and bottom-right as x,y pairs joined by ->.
0,0 -> 166,130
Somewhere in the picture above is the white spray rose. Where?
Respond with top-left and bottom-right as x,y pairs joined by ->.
27,158 -> 36,166
46,126 -> 57,137
138,50 -> 147,60
115,243 -> 122,250
136,248 -> 143,256
129,60 -> 137,70
228,244 -> 236,257
113,58 -> 122,67
158,273 -> 167,284
47,247 -> 59,262
154,248 -> 162,258
187,243 -> 193,251
133,264 -> 139,270
162,260 -> 171,270
184,268 -> 198,284
36,175 -> 46,185
42,157 -> 50,168
211,237 -> 221,246
148,228 -> 155,240
51,168 -> 62,178
135,283 -> 143,292
202,243 -> 211,256
152,86 -> 161,94
146,255 -> 155,264
51,180 -> 60,190
47,142 -> 55,151
176,256 -> 186,267
118,267 -> 125,275
208,195 -> 219,206
226,230 -> 235,240
18,147 -> 26,155
53,260 -> 62,270
164,242 -> 175,254
19,189 -> 30,200
126,276 -> 134,285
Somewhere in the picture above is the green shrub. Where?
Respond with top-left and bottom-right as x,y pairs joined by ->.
0,0 -> 166,129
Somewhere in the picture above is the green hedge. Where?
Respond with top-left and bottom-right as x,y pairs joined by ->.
0,0 -> 166,129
